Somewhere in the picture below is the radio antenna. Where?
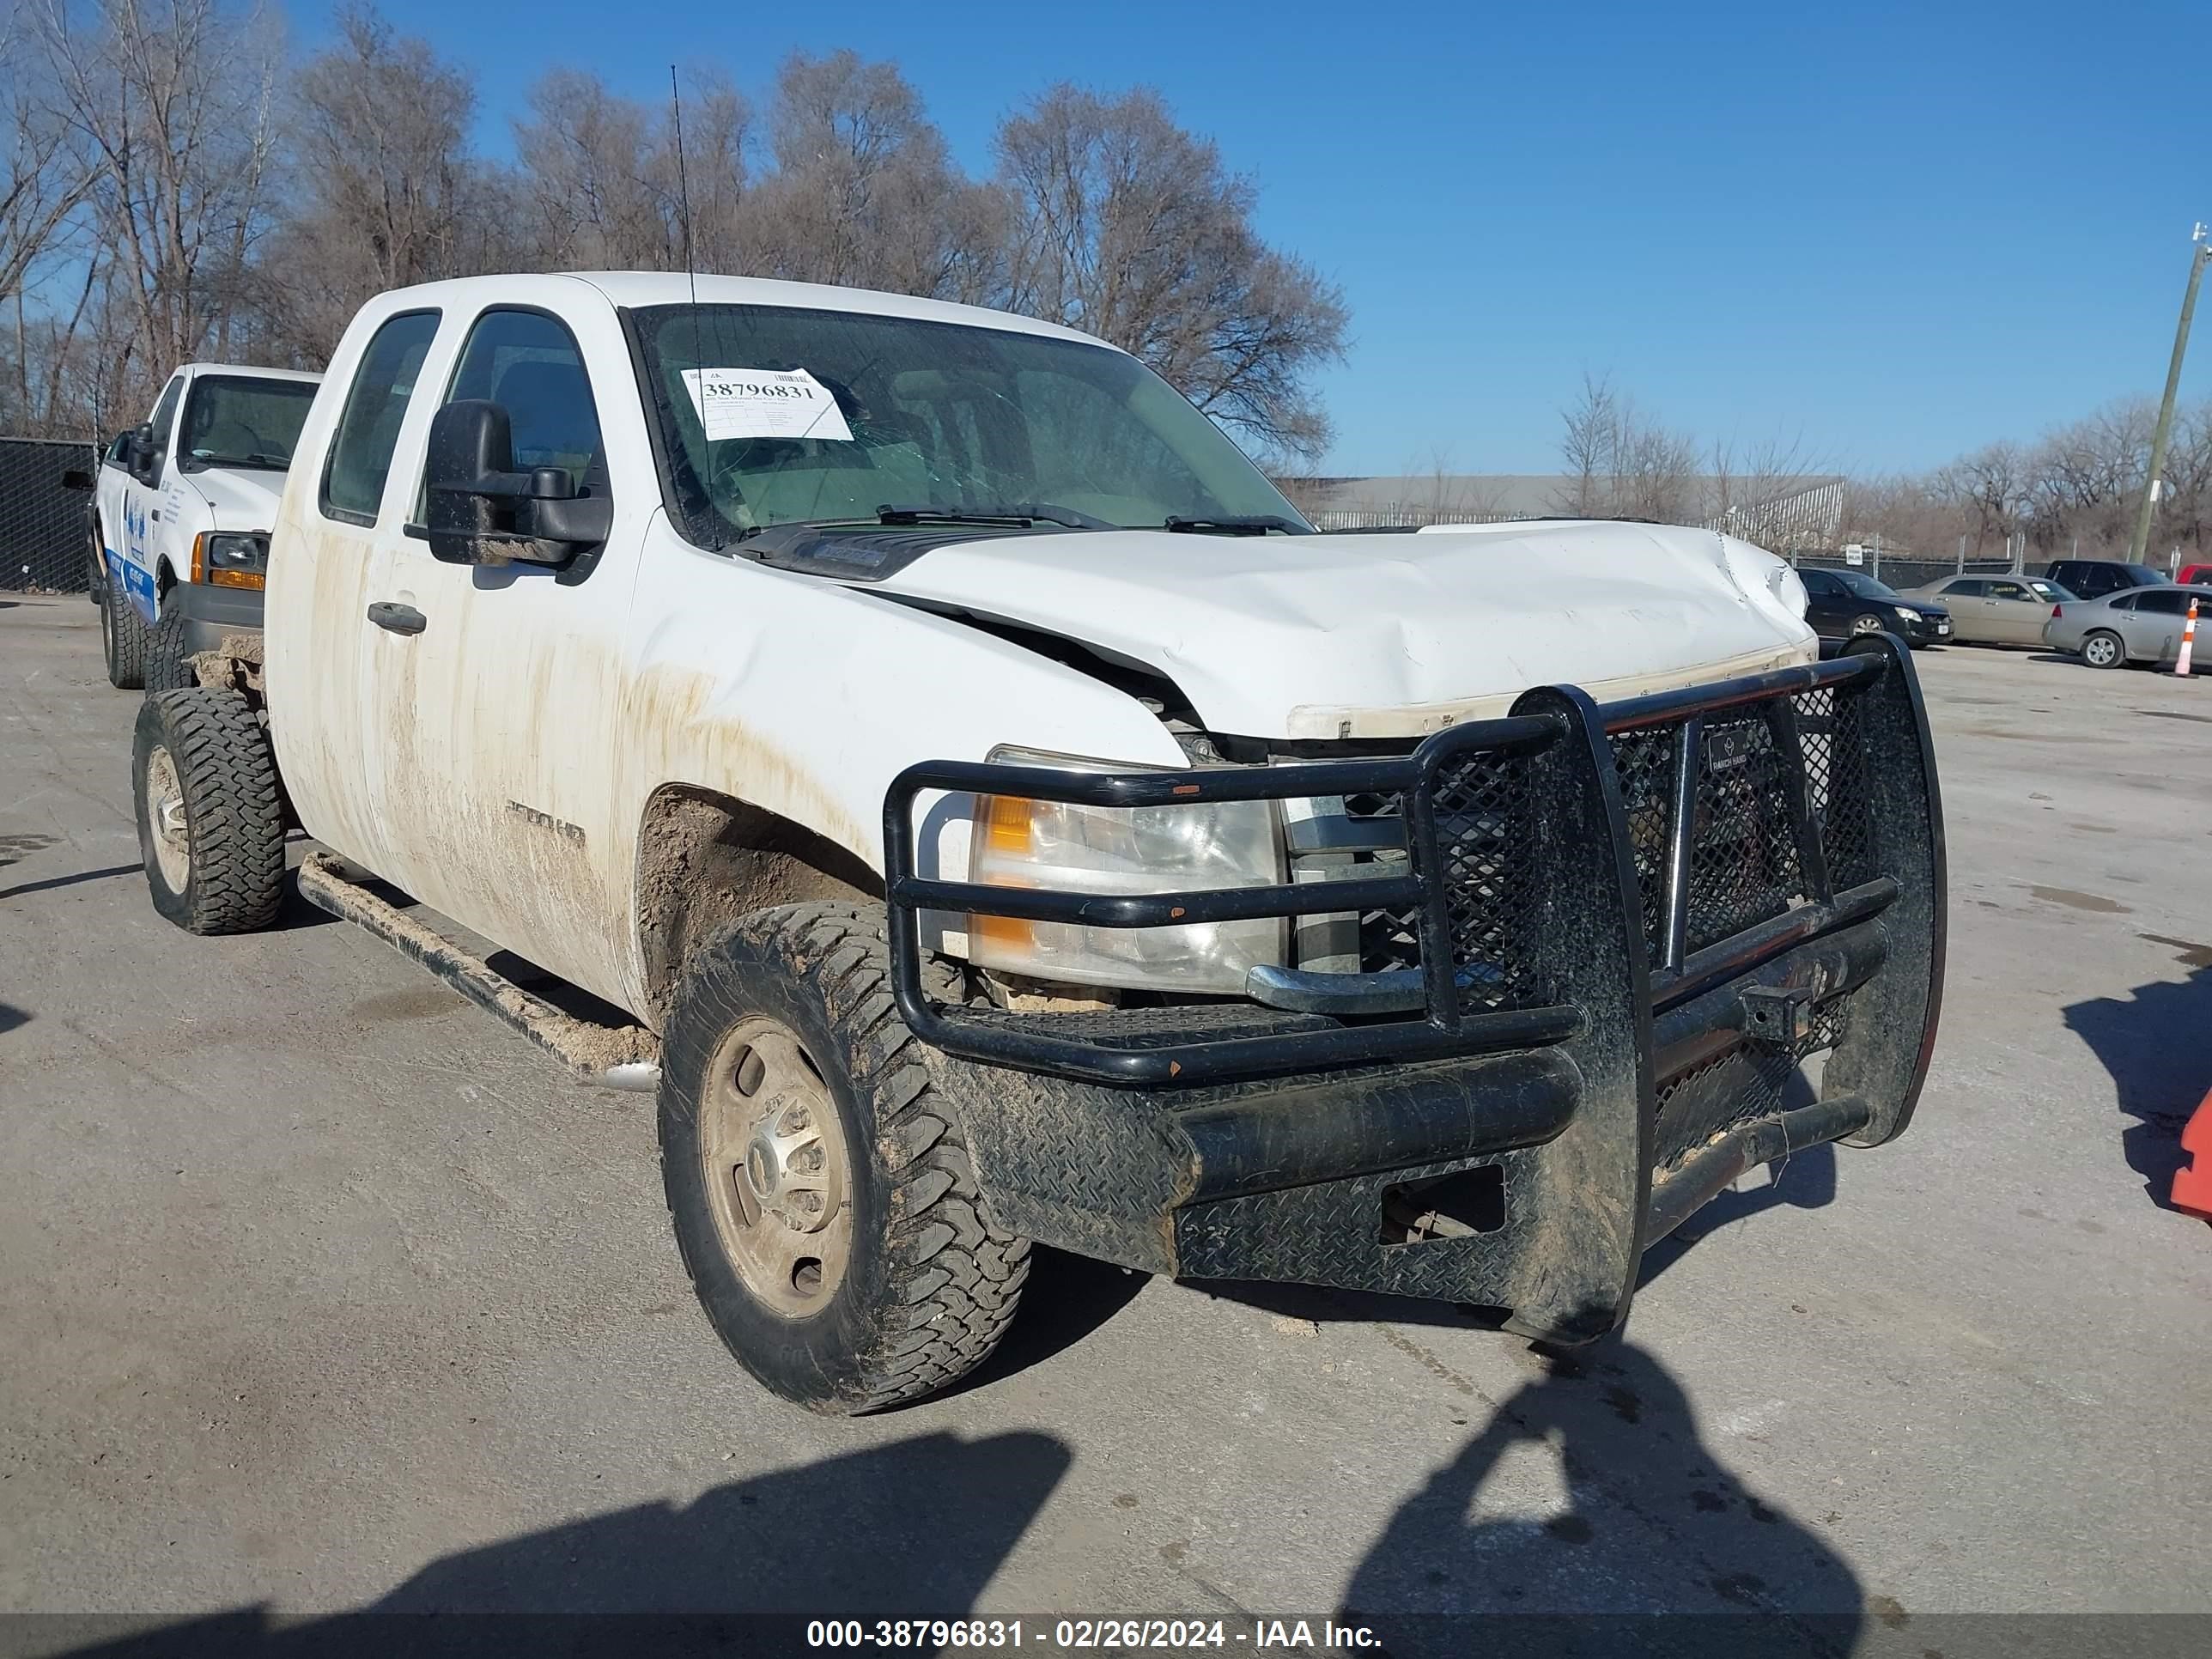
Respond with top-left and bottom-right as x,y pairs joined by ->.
670,65 -> 699,310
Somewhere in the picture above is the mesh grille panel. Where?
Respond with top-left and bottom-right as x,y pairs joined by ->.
1304,671 -> 1883,992
1682,711 -> 1808,952
1430,747 -> 1543,1011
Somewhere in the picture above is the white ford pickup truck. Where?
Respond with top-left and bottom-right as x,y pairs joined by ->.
129,272 -> 1945,1413
86,361 -> 322,690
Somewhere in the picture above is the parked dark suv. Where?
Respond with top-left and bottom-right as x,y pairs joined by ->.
2043,559 -> 2165,601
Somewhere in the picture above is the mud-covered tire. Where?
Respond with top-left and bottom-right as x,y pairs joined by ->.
658,902 -> 1030,1413
131,689 -> 286,934
143,606 -> 198,692
101,577 -> 148,690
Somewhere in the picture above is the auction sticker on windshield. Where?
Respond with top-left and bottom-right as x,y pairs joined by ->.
680,367 -> 855,443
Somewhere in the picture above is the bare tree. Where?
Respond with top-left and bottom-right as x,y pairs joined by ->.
2,15 -> 94,391
511,67 -> 746,275
1551,372 -> 1696,521
40,0 -> 282,394
996,83 -> 1346,462
1554,371 -> 1619,515
739,51 -> 999,303
252,4 -> 483,359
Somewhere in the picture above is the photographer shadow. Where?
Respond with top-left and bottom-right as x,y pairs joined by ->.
1341,1338 -> 1863,1657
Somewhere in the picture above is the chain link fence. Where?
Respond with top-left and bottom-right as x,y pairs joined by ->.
0,436 -> 97,593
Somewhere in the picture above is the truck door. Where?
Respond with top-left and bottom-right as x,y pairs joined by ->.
107,374 -> 183,623
354,301 -> 637,1006
270,307 -> 448,878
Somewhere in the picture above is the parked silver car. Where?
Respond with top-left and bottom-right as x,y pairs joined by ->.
1905,574 -> 2074,645
2045,584 -> 2212,670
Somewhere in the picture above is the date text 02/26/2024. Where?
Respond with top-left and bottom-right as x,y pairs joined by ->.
806,1620 -> 1382,1650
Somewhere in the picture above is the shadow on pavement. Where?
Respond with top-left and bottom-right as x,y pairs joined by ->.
920,1245 -> 1149,1405
46,1430 -> 1068,1657
1635,1142 -> 1837,1289
2063,964 -> 2212,1211
1340,1337 -> 1863,1657
0,863 -> 141,902
0,1000 -> 27,1035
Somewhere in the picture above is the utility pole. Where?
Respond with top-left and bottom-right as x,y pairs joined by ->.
2128,223 -> 2212,566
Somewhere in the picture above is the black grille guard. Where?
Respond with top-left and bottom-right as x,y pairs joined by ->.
882,635 -> 1944,1103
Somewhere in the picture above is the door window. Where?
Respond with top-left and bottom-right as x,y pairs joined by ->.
1988,581 -> 2030,601
442,308 -> 603,492
145,377 -> 184,469
321,310 -> 442,525
1945,579 -> 1987,597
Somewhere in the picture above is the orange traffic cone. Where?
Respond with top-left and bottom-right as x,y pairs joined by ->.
2174,1090 -> 2212,1218
2177,598 -> 2199,678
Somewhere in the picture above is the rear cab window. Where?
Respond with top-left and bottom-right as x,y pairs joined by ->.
321,310 -> 442,526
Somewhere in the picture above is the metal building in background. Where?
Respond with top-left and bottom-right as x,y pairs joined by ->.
0,436 -> 97,593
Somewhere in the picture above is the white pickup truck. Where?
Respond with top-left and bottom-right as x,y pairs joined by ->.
128,273 -> 1945,1413
87,361 -> 321,690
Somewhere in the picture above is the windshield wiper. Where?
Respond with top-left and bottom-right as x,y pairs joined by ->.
876,502 -> 1112,531
1162,514 -> 1307,536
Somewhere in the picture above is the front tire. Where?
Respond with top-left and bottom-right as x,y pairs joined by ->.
658,902 -> 1030,1413
1849,612 -> 1886,637
131,689 -> 286,934
101,579 -> 148,690
145,606 -> 198,691
2081,629 -> 2125,670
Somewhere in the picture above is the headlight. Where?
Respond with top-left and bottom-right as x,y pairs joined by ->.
1891,604 -> 1918,621
191,532 -> 270,589
967,747 -> 1286,994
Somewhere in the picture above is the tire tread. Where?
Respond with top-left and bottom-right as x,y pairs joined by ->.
665,902 -> 1030,1412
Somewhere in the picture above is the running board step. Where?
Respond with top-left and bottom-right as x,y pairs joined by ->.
297,851 -> 661,1093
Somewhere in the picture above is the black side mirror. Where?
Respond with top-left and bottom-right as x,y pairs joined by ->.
424,399 -> 611,567
128,423 -> 158,484
60,469 -> 93,491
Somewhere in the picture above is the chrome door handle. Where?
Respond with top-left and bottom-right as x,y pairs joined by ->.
368,601 -> 427,636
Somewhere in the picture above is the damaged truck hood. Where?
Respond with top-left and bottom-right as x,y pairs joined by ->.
868,520 -> 1816,741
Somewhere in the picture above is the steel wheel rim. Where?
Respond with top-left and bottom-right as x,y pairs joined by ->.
700,1015 -> 853,1316
143,743 -> 190,890
2086,635 -> 2118,666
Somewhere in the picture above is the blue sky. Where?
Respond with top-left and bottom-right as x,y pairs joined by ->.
354,0 -> 2212,477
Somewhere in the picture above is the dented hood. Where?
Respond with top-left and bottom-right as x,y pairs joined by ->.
871,520 -> 1817,740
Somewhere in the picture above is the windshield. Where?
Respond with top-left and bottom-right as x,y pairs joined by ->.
1831,569 -> 1901,600
629,303 -> 1310,547
2025,579 -> 2070,601
179,375 -> 318,471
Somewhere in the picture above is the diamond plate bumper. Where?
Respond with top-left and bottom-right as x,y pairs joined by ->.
884,635 -> 1944,1341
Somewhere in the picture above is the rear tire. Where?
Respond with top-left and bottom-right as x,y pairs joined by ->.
101,579 -> 148,690
131,689 -> 286,934
658,902 -> 1030,1413
144,606 -> 198,692
2081,629 -> 2125,670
